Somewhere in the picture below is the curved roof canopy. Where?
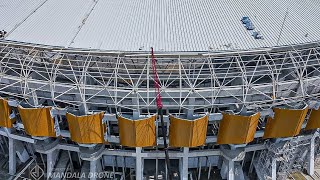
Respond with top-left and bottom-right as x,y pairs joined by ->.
1,0 -> 320,52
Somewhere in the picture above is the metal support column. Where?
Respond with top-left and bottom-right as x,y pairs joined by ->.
8,136 -> 16,175
308,133 -> 316,176
186,98 -> 195,119
180,147 -> 189,180
136,147 -> 143,180
271,158 -> 276,180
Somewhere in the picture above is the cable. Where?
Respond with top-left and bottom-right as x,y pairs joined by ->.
151,47 -> 172,180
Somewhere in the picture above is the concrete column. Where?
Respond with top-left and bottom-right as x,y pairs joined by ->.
179,147 -> 189,180
90,160 -> 97,180
234,163 -> 244,180
46,149 -> 59,179
228,160 -> 234,180
220,158 -> 228,179
136,147 -> 143,180
47,151 -> 54,179
220,158 -> 236,180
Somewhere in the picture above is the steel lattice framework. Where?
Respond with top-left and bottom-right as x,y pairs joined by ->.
0,41 -> 320,114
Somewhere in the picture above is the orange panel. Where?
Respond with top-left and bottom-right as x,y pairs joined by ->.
118,115 -> 156,147
217,112 -> 260,144
305,109 -> 320,130
169,115 -> 209,147
263,107 -> 308,139
66,112 -> 105,144
169,116 -> 193,147
0,98 -> 15,128
18,106 -> 56,137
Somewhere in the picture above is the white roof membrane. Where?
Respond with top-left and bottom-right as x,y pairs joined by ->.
2,0 -> 320,52
0,0 -> 46,33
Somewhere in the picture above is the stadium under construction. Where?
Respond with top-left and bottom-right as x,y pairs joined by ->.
1,0 -> 320,179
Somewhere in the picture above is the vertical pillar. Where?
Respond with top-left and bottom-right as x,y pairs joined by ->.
179,147 -> 189,180
133,111 -> 140,119
249,151 -> 256,174
90,160 -> 97,180
271,159 -> 277,180
46,149 -> 59,179
308,135 -> 315,176
155,158 -> 158,180
186,98 -> 195,119
8,137 -> 16,175
132,87 -> 140,119
78,103 -> 88,115
47,151 -> 54,179
220,158 -> 228,179
30,91 -> 39,106
220,158 -> 235,180
228,160 -> 234,180
132,108 -> 139,121
136,147 -> 143,180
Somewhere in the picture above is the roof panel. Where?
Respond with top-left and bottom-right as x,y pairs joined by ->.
0,0 -> 46,32
6,0 -> 95,47
3,0 -> 320,52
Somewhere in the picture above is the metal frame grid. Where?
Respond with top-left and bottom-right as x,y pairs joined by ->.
255,134 -> 317,180
0,41 -> 320,116
1,41 -> 320,179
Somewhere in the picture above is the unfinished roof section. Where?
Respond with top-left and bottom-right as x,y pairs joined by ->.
2,0 -> 320,52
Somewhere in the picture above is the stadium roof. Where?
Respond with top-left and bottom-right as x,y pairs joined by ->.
1,0 -> 320,52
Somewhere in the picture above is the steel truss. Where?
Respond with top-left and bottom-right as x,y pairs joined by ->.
1,41 -> 320,179
0,41 -> 320,116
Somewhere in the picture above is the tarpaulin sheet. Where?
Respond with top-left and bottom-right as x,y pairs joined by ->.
169,114 -> 208,147
263,107 -> 308,139
18,106 -> 56,137
305,109 -> 320,130
66,112 -> 105,144
118,115 -> 156,147
0,98 -> 15,128
217,112 -> 260,144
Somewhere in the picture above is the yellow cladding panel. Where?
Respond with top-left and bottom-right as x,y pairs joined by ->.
0,98 -> 15,128
66,112 -> 105,144
305,109 -> 320,130
118,115 -> 156,147
18,106 -> 56,137
217,112 -> 260,144
169,115 -> 209,147
263,107 -> 308,139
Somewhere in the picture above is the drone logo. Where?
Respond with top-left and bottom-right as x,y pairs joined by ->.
30,164 -> 44,180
